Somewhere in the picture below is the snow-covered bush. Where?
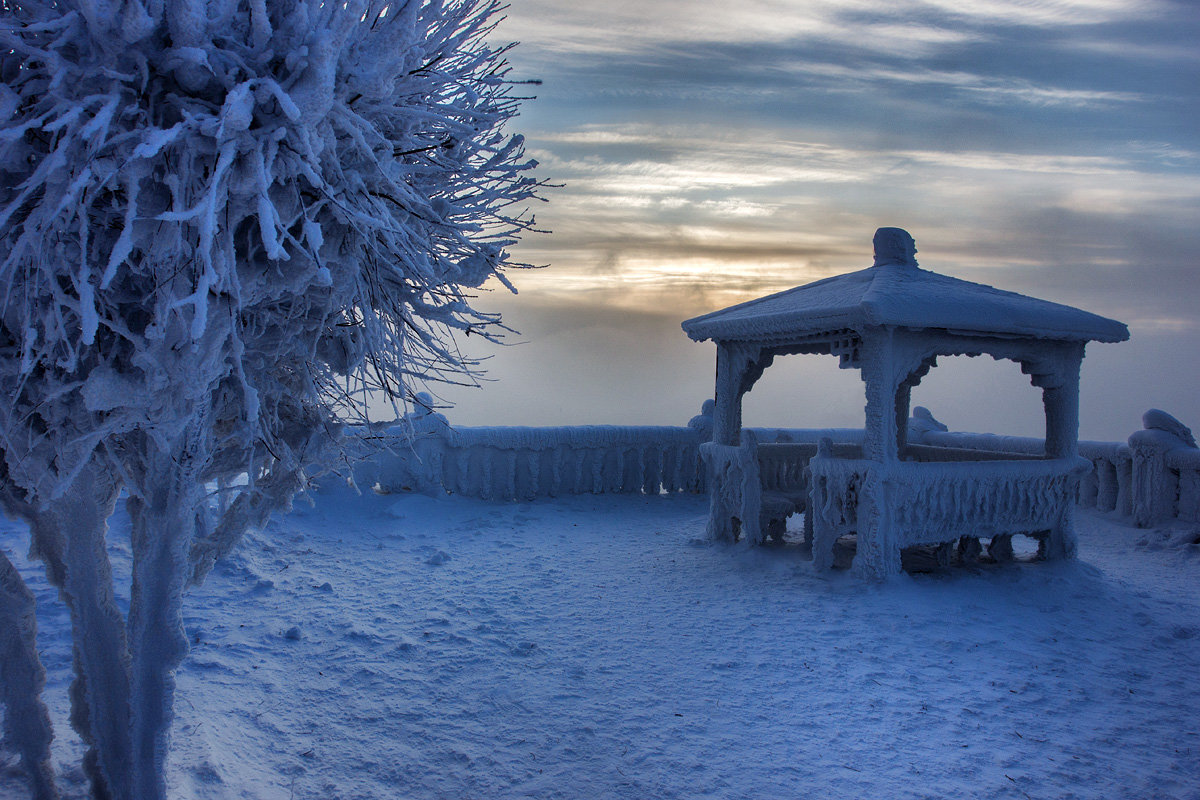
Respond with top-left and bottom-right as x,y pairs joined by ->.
0,1 -> 541,797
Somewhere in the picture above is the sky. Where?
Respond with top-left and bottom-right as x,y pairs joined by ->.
431,0 -> 1200,442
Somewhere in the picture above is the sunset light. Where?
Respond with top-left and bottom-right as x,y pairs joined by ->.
437,0 -> 1200,440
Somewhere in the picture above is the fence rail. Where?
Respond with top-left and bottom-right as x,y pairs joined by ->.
438,425 -> 705,500
353,405 -> 1198,527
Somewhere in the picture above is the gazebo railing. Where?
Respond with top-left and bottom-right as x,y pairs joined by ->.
809,454 -> 1091,573
755,441 -> 1040,543
756,442 -> 863,495
888,457 -> 1090,544
901,443 -> 1034,463
916,430 -> 1133,516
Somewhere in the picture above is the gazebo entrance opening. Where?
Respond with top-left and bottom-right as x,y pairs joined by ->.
681,228 -> 1129,580
908,355 -> 1048,441
740,350 -> 865,432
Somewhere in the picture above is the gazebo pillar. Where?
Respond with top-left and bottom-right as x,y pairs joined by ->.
712,342 -> 744,446
895,384 -> 913,452
704,341 -> 767,542
1044,344 -> 1084,459
1040,344 -> 1085,560
855,327 -> 904,578
860,327 -> 901,463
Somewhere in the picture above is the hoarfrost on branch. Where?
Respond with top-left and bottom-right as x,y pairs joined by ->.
0,1 -> 542,798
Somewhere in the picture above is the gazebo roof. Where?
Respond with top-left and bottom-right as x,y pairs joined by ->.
682,228 -> 1129,345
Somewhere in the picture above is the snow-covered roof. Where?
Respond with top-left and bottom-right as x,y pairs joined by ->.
682,228 -> 1130,345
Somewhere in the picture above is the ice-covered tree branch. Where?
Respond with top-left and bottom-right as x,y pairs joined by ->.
0,1 -> 543,797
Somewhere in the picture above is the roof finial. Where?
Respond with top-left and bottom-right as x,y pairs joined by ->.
873,227 -> 918,268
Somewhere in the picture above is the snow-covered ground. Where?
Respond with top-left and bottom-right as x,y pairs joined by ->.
3,486 -> 1199,799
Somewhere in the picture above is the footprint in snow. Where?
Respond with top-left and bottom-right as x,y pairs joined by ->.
511,641 -> 537,656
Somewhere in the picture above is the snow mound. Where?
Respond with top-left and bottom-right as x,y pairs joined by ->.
2,492 -> 1198,799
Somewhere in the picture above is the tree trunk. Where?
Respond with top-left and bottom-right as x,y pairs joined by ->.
0,549 -> 59,800
125,422 -> 208,800
26,466 -> 132,800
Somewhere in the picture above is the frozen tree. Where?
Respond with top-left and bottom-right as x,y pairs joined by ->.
0,546 -> 56,799
0,1 -> 542,798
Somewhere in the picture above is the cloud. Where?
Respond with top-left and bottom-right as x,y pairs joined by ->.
914,0 -> 1164,26
515,121 -> 1199,272
469,1 -> 1200,438
499,0 -> 1164,58
782,61 -> 1146,108
503,1 -> 1198,157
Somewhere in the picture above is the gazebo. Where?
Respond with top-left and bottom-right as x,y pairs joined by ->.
681,228 -> 1129,579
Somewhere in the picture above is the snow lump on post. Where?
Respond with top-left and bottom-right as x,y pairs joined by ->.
0,2 -> 543,798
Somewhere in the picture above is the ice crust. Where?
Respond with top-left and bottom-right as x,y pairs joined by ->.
9,486 -> 1200,800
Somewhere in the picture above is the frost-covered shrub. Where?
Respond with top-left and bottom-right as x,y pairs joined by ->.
0,1 -> 540,798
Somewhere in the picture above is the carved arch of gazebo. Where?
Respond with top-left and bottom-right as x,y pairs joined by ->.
712,326 -> 1085,464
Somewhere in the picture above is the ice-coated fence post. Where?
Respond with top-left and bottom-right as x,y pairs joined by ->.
906,406 -> 947,446
687,399 -> 715,493
1115,450 -> 1134,517
1078,465 -> 1099,507
1129,409 -> 1196,527
1094,456 -> 1118,512
1177,465 -> 1200,522
374,393 -> 451,495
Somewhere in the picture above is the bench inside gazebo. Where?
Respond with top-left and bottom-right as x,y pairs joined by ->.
681,228 -> 1129,579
